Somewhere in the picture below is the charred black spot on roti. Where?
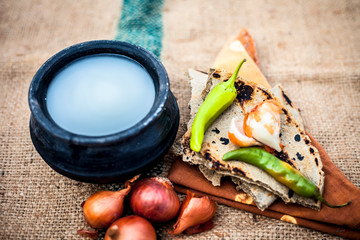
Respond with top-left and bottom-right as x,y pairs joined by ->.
203,149 -> 223,169
315,158 -> 319,166
212,128 -> 220,134
212,160 -> 225,169
296,152 -> 304,161
281,108 -> 291,123
204,151 -> 210,159
220,137 -> 229,145
279,132 -> 282,138
305,139 -> 310,145
235,81 -> 254,105
275,151 -> 294,167
288,190 -> 294,198
182,145 -> 190,155
282,108 -> 292,123
275,151 -> 289,161
212,141 -> 215,144
239,85 -> 254,100
183,136 -> 190,150
259,88 -> 273,100
294,134 -> 301,142
282,91 -> 293,107
309,148 -> 314,154
232,167 -> 246,177
282,108 -> 291,123
212,72 -> 221,78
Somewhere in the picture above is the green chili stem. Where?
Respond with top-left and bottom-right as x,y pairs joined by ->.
223,59 -> 246,89
314,189 -> 351,208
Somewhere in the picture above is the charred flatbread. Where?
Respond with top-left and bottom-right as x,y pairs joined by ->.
183,69 -> 277,210
182,68 -> 324,210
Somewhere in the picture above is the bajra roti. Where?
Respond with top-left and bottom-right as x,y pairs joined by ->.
182,68 -> 324,210
183,69 -> 277,210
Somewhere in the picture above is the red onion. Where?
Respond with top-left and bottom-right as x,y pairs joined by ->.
129,177 -> 180,223
81,175 -> 139,229
104,215 -> 156,240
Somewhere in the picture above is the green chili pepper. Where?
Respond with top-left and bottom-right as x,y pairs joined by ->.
223,147 -> 351,208
190,59 -> 246,152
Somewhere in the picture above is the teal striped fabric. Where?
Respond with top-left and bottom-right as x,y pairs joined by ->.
115,0 -> 164,58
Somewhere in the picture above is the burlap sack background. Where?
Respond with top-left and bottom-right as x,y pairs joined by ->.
0,0 -> 359,239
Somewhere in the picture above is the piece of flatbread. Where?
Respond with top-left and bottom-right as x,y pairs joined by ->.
212,31 -> 270,89
182,68 -> 324,210
271,84 -> 303,129
184,69 -> 277,210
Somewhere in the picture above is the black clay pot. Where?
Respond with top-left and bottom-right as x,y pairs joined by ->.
28,40 -> 179,183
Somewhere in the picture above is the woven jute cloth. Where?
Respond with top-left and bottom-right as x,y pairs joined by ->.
0,0 -> 359,239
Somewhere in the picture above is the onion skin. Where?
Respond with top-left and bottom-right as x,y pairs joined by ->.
170,190 -> 217,235
77,229 -> 98,239
104,215 -> 156,240
129,177 -> 180,223
82,175 -> 139,229
184,219 -> 214,234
